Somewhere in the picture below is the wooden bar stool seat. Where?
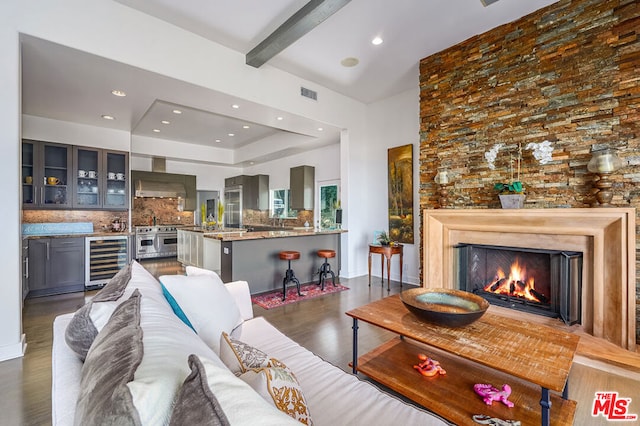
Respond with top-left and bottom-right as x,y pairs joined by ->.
317,249 -> 336,290
279,250 -> 302,301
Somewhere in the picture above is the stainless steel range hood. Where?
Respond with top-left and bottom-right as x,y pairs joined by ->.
134,179 -> 186,198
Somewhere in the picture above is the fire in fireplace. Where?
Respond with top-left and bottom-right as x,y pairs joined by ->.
456,243 -> 582,325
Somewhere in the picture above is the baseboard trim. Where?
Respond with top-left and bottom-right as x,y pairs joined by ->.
0,334 -> 26,362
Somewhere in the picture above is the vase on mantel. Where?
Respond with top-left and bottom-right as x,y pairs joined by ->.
498,194 -> 525,209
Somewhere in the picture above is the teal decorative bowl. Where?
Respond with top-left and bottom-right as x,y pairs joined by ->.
400,288 -> 489,327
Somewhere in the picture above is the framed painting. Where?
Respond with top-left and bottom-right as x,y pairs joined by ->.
387,144 -> 414,244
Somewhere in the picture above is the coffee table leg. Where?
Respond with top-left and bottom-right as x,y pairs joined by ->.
540,387 -> 551,426
352,318 -> 359,374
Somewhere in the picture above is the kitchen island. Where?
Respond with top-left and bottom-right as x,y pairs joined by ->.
177,228 -> 346,294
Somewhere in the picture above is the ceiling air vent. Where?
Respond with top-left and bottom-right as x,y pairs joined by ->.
301,86 -> 317,101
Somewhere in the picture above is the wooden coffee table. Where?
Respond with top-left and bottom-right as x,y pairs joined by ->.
346,295 -> 579,426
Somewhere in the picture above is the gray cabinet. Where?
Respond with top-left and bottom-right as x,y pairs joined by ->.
225,174 -> 269,210
27,237 -> 85,297
290,166 -> 315,210
22,140 -> 73,209
73,147 -> 129,210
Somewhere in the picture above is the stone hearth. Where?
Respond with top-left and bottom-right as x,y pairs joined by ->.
423,208 -> 636,351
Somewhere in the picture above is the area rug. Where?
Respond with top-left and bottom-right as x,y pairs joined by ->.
252,282 -> 349,309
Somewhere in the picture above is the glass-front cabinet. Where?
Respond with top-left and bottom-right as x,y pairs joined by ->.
22,140 -> 72,209
73,147 -> 128,210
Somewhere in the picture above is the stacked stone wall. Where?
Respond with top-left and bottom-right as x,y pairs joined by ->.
418,0 -> 640,343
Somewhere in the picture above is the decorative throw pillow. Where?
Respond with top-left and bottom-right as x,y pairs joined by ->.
65,262 -> 132,360
170,354 -> 300,426
240,362 -> 313,425
169,355 -> 231,426
75,289 -> 143,425
219,331 -> 270,375
159,274 -> 242,354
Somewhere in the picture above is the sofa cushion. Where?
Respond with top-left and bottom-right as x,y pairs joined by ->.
65,262 -> 132,360
170,354 -> 300,426
74,289 -> 143,425
240,359 -> 313,425
169,354 -> 230,426
219,331 -> 269,375
159,274 -> 242,354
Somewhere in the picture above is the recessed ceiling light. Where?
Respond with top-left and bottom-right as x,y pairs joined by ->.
111,90 -> 127,97
101,115 -> 115,120
153,129 -> 160,133
172,109 -> 182,114
250,162 -> 254,165
231,104 -> 240,109
243,125 -> 250,129
228,133 -> 235,137
215,139 -> 221,143
371,37 -> 383,46
318,127 -> 323,131
161,120 -> 170,125
276,116 -> 284,121
341,57 -> 359,67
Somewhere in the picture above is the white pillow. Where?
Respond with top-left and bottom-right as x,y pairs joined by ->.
185,265 -> 219,277
159,274 -> 242,354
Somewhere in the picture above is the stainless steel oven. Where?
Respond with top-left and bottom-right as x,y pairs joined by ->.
135,225 -> 179,259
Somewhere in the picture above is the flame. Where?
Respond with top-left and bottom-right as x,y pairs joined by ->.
483,258 -> 545,303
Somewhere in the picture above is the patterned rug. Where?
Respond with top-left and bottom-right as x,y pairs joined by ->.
251,282 -> 349,309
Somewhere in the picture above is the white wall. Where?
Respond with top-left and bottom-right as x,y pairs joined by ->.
364,88 -> 421,284
23,115 -> 130,151
1,0 -> 371,360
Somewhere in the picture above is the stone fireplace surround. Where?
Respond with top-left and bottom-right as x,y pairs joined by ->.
423,208 -> 636,351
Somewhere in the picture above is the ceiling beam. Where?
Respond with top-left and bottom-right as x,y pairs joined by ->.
246,0 -> 351,68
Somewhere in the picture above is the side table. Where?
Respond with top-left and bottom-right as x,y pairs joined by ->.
368,244 -> 403,291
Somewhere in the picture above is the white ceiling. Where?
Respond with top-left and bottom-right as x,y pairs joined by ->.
20,0 -> 558,165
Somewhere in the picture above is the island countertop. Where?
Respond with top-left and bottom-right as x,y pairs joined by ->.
203,228 -> 346,241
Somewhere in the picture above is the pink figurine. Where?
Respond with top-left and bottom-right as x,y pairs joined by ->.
473,383 -> 515,408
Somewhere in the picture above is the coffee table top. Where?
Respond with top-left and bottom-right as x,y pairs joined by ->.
346,294 -> 579,392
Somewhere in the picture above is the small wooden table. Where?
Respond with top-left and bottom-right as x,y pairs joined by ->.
346,296 -> 579,426
368,243 -> 403,291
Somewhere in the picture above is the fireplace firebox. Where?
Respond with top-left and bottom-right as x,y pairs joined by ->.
456,244 -> 582,325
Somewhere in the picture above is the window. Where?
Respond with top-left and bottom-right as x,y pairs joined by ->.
318,181 -> 340,230
270,189 -> 297,218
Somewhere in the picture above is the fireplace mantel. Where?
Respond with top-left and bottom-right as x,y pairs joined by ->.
423,208 -> 636,350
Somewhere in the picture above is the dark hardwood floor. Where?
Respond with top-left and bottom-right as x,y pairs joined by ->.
2,259 -> 638,425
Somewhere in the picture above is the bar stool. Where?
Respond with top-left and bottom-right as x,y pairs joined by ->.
279,251 -> 302,301
317,249 -> 336,290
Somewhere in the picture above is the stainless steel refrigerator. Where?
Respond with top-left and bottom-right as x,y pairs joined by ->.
223,186 -> 242,228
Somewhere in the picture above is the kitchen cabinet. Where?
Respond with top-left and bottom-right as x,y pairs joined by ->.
177,229 -> 203,267
22,140 -> 73,209
27,237 -> 85,297
290,165 -> 315,210
73,147 -> 129,210
225,174 -> 269,210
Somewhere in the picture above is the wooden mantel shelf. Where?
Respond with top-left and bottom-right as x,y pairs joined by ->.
423,208 -> 636,351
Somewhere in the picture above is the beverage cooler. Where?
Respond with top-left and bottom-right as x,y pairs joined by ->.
85,235 -> 129,289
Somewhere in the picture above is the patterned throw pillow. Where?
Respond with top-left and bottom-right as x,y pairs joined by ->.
240,362 -> 313,425
218,332 -> 313,425
219,332 -> 270,375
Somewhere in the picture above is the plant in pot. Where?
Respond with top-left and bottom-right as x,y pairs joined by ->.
494,181 -> 525,208
377,231 -> 391,246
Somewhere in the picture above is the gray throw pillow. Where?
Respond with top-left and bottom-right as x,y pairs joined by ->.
169,354 -> 231,426
75,289 -> 143,426
65,262 -> 132,360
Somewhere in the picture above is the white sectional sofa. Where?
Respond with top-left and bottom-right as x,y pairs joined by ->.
52,261 -> 449,425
